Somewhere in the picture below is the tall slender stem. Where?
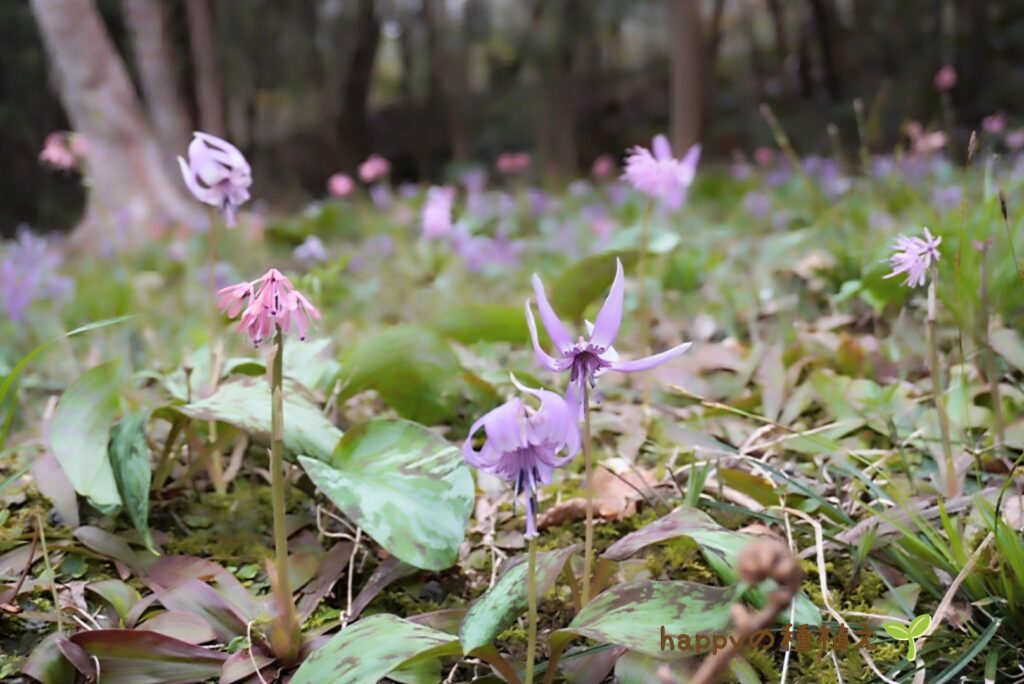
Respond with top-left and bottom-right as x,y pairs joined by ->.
636,199 -> 654,354
207,208 -> 219,358
979,248 -> 1005,454
581,382 -> 594,605
927,274 -> 956,496
270,325 -> 298,661
525,537 -> 538,684
36,514 -> 61,633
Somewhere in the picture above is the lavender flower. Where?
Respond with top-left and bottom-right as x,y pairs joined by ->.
883,228 -> 941,288
293,235 -> 328,267
218,268 -> 321,346
623,134 -> 700,210
421,186 -> 456,240
463,377 -> 580,538
1,228 -> 73,322
177,132 -> 252,227
526,258 -> 692,406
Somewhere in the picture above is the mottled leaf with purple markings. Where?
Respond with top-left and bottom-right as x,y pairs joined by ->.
70,629 -> 227,684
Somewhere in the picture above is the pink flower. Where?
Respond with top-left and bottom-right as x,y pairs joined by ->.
177,132 -> 252,227
496,152 -> 531,175
754,147 -> 776,167
591,155 -> 616,179
39,133 -> 76,171
358,154 -> 391,184
217,268 -> 321,347
883,228 -> 941,289
421,186 -> 456,240
622,134 -> 701,210
983,112 -> 1007,135
327,173 -> 354,198
934,65 -> 957,91
1006,129 -> 1024,151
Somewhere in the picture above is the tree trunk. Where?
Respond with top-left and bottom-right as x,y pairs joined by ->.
337,0 -> 381,169
184,0 -> 226,136
766,0 -> 788,75
534,0 -> 579,183
423,0 -> 469,162
807,0 -> 842,100
123,0 -> 192,158
669,0 -> 703,153
31,0 -> 198,251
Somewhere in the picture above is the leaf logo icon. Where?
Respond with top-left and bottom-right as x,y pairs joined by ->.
884,614 -> 932,660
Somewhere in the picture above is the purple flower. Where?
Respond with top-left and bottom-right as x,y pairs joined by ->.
743,191 -> 772,218
421,186 -> 456,240
293,235 -> 328,267
623,134 -> 700,210
369,183 -> 393,209
218,268 -> 321,346
883,228 -> 941,288
463,377 -> 580,538
177,132 -> 252,227
526,258 -> 692,405
931,185 -> 962,211
461,167 -> 488,195
1,228 -> 73,322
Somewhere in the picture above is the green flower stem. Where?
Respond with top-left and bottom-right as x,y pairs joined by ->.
581,382 -> 594,606
36,514 -> 61,633
525,536 -> 538,684
927,272 -> 956,496
636,199 -> 654,355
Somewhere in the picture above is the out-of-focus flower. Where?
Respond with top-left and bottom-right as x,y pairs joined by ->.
934,65 -> 957,91
369,183 -> 393,208
622,134 -> 700,210
327,173 -> 354,198
743,191 -> 772,219
526,258 -> 692,408
177,132 -> 252,227
983,112 -> 1007,135
754,147 -> 777,167
461,168 -> 488,195
453,225 -> 522,273
0,227 -> 73,322
904,122 -> 947,155
463,377 -> 579,538
527,188 -> 551,216
217,268 -> 321,346
883,227 -> 941,289
931,185 -> 962,211
1005,129 -> 1024,151
496,152 -> 531,175
293,235 -> 328,266
422,186 -> 456,240
358,154 -> 391,184
39,133 -> 78,171
591,155 -> 616,179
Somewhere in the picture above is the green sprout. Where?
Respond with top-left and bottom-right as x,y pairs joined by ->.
884,614 -> 932,661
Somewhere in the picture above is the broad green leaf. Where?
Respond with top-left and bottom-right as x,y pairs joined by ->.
602,508 -> 821,626
298,418 -> 473,571
284,337 -> 341,391
549,252 -> 638,323
907,614 -> 931,637
21,632 -> 75,684
884,623 -> 910,640
109,411 -> 155,552
990,328 -> 1024,373
50,360 -> 122,514
177,377 -> 342,461
336,325 -> 487,424
87,579 -> 141,623
460,546 -> 577,653
291,614 -> 461,684
433,305 -> 529,345
558,580 -> 735,658
70,629 -> 227,684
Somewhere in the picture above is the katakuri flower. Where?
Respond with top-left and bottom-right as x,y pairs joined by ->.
623,134 -> 701,210
526,258 -> 692,406
293,235 -> 328,267
358,154 -> 391,184
39,132 -> 77,171
1,228 -> 73,322
217,268 -> 321,347
177,132 -> 252,227
327,173 -> 354,198
883,228 -> 941,289
463,378 -> 580,538
421,186 -> 456,240
934,65 -> 957,91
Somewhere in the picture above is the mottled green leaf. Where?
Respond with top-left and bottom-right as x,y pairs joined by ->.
433,304 -> 530,344
87,579 -> 141,623
70,630 -> 227,684
298,418 -> 473,571
21,632 -> 75,684
603,508 -> 821,626
109,411 -> 154,552
558,580 -> 735,658
460,545 -> 577,653
291,614 -> 461,684
49,360 -> 122,513
177,377 -> 342,461
336,325 -> 475,424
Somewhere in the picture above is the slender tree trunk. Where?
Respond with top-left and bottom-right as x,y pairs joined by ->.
766,0 -> 788,74
184,0 -> 226,136
123,0 -> 192,158
31,0 -> 198,251
337,0 -> 381,169
536,1 -> 578,183
807,0 -> 842,100
423,0 -> 469,162
670,0 -> 703,153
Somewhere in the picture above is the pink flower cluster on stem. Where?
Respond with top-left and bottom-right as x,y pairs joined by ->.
217,268 -> 321,347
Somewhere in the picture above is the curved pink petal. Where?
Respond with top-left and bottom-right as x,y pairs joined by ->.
525,300 -> 571,372
652,134 -> 673,161
531,274 -> 574,354
178,157 -> 221,206
609,341 -> 692,373
589,258 -> 624,350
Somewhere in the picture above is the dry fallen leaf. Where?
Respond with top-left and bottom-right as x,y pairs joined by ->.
539,461 -> 656,529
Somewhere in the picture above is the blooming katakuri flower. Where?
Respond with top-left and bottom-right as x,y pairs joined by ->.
623,134 -> 700,210
526,258 -> 692,407
293,235 -> 328,267
421,186 -> 456,240
178,132 -> 252,227
496,152 -> 531,175
39,132 -> 77,171
358,154 -> 391,184
463,378 -> 580,538
934,65 -> 957,91
217,268 -> 320,347
883,228 -> 941,289
327,173 -> 354,198
591,154 -> 616,179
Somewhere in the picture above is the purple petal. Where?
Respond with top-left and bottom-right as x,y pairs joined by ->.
589,258 -> 624,349
525,300 -> 571,373
531,274 -> 574,354
652,134 -> 673,161
609,341 -> 692,373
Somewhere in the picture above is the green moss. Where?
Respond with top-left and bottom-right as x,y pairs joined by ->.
161,483 -> 274,563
